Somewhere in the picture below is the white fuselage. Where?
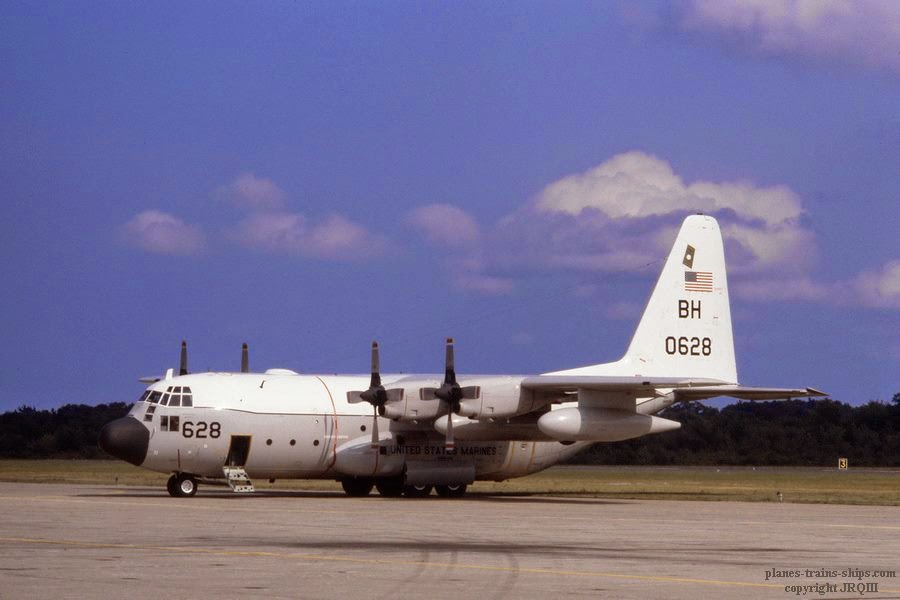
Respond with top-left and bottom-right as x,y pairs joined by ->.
128,370 -> 587,482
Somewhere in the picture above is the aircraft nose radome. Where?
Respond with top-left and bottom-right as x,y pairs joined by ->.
98,417 -> 149,466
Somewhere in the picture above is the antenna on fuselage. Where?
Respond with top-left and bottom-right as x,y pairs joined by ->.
179,340 -> 189,376
241,342 -> 249,373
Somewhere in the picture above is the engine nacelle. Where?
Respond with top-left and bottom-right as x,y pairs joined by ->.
333,436 -> 404,478
455,376 -> 541,419
537,407 -> 680,442
380,390 -> 443,421
380,376 -> 543,421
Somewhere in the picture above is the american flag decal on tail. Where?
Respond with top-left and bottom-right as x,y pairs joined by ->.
684,271 -> 713,292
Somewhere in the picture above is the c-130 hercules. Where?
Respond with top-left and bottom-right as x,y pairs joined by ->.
99,215 -> 824,498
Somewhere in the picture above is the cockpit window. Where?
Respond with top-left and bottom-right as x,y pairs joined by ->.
138,390 -> 150,403
148,391 -> 162,404
161,386 -> 193,407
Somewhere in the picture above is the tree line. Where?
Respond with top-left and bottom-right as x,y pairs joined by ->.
0,403 -> 130,459
1,397 -> 898,465
573,397 -> 900,466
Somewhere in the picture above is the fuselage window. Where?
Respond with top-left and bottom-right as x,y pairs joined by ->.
143,413 -> 153,422
169,416 -> 180,432
160,416 -> 169,431
148,391 -> 162,404
146,405 -> 156,414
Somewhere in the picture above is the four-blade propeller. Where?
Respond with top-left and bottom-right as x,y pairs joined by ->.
421,338 -> 480,449
347,341 -> 404,448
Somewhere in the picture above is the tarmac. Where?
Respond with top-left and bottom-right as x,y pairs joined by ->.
1,481 -> 898,599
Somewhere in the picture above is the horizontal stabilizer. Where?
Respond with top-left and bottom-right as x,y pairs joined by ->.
673,386 -> 827,402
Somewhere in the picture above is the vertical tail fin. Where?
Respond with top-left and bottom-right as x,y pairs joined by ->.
549,214 -> 737,383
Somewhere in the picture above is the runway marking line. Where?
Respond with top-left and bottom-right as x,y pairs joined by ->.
6,535 -> 900,593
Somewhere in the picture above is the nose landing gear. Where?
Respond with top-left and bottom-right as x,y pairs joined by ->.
166,473 -> 198,497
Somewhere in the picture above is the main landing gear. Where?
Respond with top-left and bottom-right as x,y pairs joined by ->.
340,478 -> 466,498
167,473 -> 198,497
435,484 -> 467,498
341,477 -> 375,497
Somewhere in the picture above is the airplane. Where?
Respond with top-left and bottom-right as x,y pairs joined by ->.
99,214 -> 825,498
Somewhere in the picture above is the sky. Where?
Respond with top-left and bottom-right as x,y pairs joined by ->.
1,1 -> 898,412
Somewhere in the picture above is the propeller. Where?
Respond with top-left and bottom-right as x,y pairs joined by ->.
421,338 -> 480,450
241,343 -> 249,373
179,340 -> 188,376
347,341 -> 403,448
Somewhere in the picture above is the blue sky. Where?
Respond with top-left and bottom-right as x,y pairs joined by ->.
1,1 -> 898,412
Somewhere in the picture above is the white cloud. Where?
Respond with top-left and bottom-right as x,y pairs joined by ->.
734,260 -> 900,308
123,210 -> 205,256
402,152 -> 895,310
404,152 -> 820,295
445,255 -> 515,295
532,151 -> 813,274
854,260 -> 900,308
733,276 -> 834,303
218,173 -> 285,210
678,0 -> 900,74
537,151 -> 801,225
233,212 -> 387,260
721,222 -> 816,273
488,208 -> 670,278
454,272 -> 515,295
406,204 -> 509,294
406,204 -> 481,247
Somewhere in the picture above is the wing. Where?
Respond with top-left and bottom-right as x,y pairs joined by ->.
520,376 -> 826,402
521,375 -> 723,394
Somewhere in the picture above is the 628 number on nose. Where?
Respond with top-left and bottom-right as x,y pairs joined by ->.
182,421 -> 221,438
665,336 -> 711,356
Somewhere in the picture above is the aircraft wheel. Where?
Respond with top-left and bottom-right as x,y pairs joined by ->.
341,478 -> 374,497
404,484 -> 433,498
435,483 -> 467,498
166,474 -> 179,497
174,473 -> 198,497
375,478 -> 404,497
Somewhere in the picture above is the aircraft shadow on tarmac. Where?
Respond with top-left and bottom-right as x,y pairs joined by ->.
187,537 -> 801,566
78,487 -> 639,506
